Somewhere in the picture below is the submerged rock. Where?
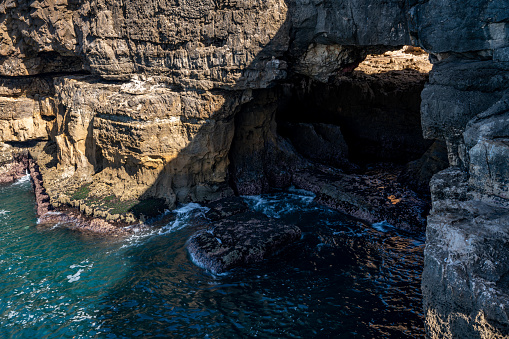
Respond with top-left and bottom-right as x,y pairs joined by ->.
293,165 -> 429,233
187,211 -> 301,274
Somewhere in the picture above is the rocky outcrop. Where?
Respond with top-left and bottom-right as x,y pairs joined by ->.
293,165 -> 429,233
0,0 -> 508,336
41,76 -> 246,216
277,49 -> 433,165
0,145 -> 28,184
423,168 -> 509,339
0,0 -> 423,220
414,0 -> 509,337
188,209 -> 302,274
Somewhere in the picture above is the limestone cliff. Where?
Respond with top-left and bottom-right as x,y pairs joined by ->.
414,1 -> 509,338
0,0 -> 508,337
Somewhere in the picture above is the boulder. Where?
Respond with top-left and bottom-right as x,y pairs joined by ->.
187,211 -> 301,274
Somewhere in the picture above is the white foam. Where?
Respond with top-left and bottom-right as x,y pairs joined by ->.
12,174 -> 30,186
287,186 -> 315,197
0,210 -> 9,216
158,203 -> 209,235
66,269 -> 84,283
241,195 -> 265,209
174,202 -> 209,215
36,211 -> 64,225
118,203 -> 209,248
7,311 -> 18,319
70,260 -> 93,269
242,192 -> 315,219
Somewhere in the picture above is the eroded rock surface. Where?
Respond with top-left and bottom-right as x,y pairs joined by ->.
0,0 -> 508,336
0,145 -> 28,184
293,165 -> 429,233
415,1 -> 509,337
187,210 -> 301,274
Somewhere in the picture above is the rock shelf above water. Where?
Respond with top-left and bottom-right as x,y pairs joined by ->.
187,209 -> 301,274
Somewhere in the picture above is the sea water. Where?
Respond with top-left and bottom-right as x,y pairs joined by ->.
0,176 -> 424,338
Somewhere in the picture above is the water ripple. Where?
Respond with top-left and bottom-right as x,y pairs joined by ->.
0,182 -> 424,338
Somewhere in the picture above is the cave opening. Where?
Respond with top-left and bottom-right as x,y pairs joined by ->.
206,45 -> 452,233
274,46 -> 449,197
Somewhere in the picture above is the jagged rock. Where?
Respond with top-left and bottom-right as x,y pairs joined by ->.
0,147 -> 28,184
398,140 -> 449,196
204,196 -> 249,221
37,76 -> 248,216
423,168 -> 509,339
292,166 -> 429,233
37,208 -> 136,237
0,96 -> 52,142
408,0 -> 509,54
187,211 -> 301,274
420,61 -> 509,168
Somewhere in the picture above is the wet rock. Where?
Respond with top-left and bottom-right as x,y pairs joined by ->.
187,211 -> 301,274
0,147 -> 28,184
293,165 -> 429,233
28,157 -> 53,216
204,196 -> 249,221
37,208 -> 135,237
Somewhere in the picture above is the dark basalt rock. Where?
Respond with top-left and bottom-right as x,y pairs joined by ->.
204,196 -> 250,221
292,165 -> 429,233
187,211 -> 301,274
398,139 -> 449,196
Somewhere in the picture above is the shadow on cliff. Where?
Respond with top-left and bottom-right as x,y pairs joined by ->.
88,5 -> 300,337
117,9 -> 296,218
84,2 -> 440,337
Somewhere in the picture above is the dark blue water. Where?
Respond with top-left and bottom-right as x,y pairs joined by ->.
0,177 -> 424,338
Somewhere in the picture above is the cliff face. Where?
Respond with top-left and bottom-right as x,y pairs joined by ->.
1,0 -> 411,216
1,0 -> 509,337
413,2 -> 509,338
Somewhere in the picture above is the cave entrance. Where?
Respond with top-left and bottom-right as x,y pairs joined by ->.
228,45 -> 448,232
277,46 -> 434,166
276,46 -> 448,194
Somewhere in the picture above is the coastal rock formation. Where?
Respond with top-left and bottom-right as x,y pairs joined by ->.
188,209 -> 302,274
292,166 -> 429,233
414,1 -> 509,337
0,0 -> 508,336
0,145 -> 28,184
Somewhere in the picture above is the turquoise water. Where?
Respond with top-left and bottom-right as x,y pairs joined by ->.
0,176 -> 424,338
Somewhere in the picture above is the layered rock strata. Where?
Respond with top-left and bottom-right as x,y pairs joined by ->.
0,0 -> 508,337
414,1 -> 509,337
